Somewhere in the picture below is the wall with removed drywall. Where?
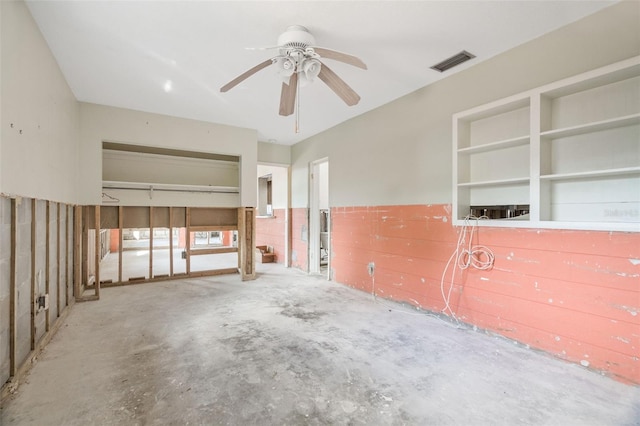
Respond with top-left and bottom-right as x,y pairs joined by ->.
0,0 -> 80,204
0,196 -> 75,392
290,2 -> 640,383
0,0 -> 79,390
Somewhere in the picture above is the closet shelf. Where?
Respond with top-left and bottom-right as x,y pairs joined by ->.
102,181 -> 239,194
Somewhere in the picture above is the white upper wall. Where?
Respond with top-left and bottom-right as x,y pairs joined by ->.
79,103 -> 258,207
1,0 -> 80,204
258,141 -> 291,165
290,1 -> 640,208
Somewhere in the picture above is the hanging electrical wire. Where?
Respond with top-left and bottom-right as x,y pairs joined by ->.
440,215 -> 495,322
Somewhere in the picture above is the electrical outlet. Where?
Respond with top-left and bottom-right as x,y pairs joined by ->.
34,294 -> 49,312
368,262 -> 375,276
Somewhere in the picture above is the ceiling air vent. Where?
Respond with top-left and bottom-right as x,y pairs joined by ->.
430,50 -> 476,73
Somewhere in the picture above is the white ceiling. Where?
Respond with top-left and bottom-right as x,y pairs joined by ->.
26,1 -> 615,146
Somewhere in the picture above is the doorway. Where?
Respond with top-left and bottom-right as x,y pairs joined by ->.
309,158 -> 329,278
256,164 -> 290,267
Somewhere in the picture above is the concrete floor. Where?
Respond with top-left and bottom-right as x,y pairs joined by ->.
1,263 -> 638,425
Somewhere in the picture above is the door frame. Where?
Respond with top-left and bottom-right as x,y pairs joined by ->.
309,157 -> 329,277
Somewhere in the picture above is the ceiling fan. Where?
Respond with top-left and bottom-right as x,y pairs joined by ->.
220,25 -> 367,117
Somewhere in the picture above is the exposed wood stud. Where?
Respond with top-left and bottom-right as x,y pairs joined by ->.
30,199 -> 36,350
45,201 -> 50,332
118,205 -> 123,284
57,203 -> 61,317
81,207 -> 88,294
94,205 -> 100,299
149,206 -> 153,279
237,209 -> 243,270
186,207 -> 191,274
245,208 -> 256,280
66,205 -> 71,306
9,198 -> 18,377
74,205 -> 82,299
64,206 -> 68,306
237,207 -> 255,280
169,207 -> 174,276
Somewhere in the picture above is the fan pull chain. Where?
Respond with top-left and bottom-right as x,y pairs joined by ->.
295,72 -> 300,133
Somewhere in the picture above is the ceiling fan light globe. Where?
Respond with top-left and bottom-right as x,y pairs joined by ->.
302,58 -> 321,81
275,57 -> 296,80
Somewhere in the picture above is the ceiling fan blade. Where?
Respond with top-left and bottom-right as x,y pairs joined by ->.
317,62 -> 361,106
279,73 -> 298,116
220,58 -> 274,93
245,45 -> 281,51
313,47 -> 367,70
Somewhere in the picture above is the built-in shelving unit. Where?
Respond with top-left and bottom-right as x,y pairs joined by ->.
453,56 -> 640,232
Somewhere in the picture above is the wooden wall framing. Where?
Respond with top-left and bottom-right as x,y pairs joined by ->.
1,197 -> 255,402
1,196 -> 76,401
83,205 -> 255,288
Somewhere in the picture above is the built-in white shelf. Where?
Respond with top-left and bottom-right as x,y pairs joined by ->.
540,167 -> 640,181
468,219 -> 640,232
457,177 -> 530,188
541,113 -> 640,139
458,135 -> 530,155
452,55 -> 640,232
541,62 -> 640,99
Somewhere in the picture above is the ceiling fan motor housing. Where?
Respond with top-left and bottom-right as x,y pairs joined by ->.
277,25 -> 316,49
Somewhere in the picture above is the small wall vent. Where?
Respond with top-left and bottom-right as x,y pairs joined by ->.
430,50 -> 476,73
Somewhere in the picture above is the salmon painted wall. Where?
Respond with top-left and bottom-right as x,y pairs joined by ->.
256,209 -> 286,264
331,204 -> 640,384
291,208 -> 308,271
